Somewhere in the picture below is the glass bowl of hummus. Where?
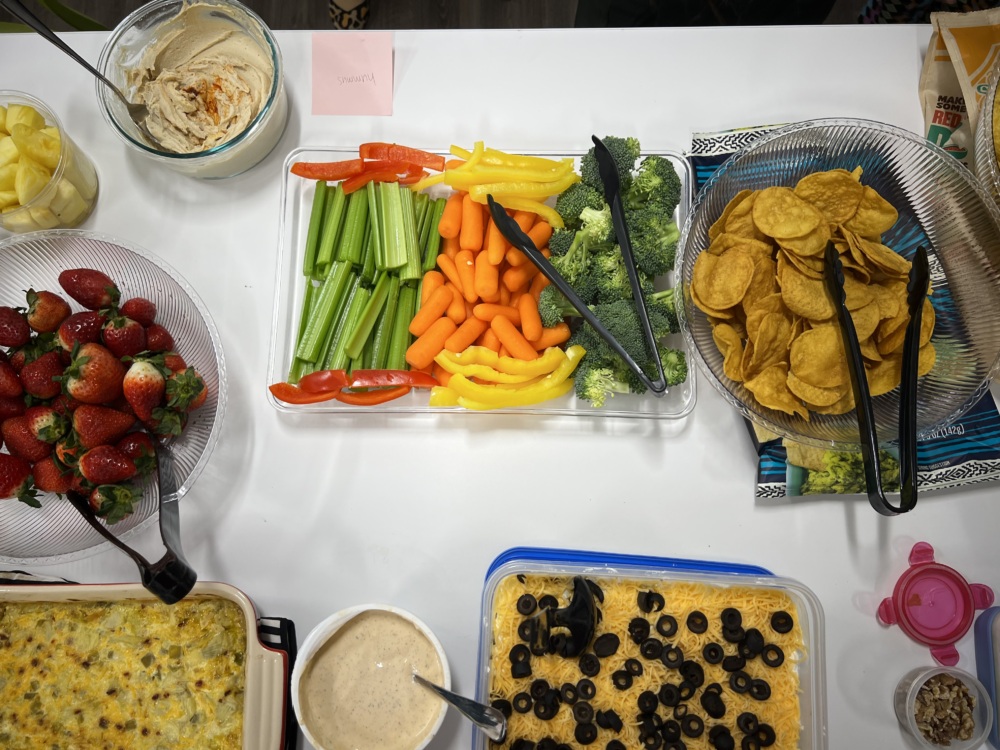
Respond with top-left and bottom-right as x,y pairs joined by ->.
292,604 -> 451,750
96,0 -> 288,179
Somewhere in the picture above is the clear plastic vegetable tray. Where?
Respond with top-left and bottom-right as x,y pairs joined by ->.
267,147 -> 697,418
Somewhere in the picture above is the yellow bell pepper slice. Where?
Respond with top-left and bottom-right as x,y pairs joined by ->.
409,172 -> 446,193
436,346 -> 565,378
449,140 -> 485,171
469,194 -> 564,229
443,163 -> 574,188
444,345 -> 584,409
428,386 -> 460,407
468,172 -> 580,202
450,146 -> 571,173
457,378 -> 574,410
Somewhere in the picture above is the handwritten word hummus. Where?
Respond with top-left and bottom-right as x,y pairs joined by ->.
128,2 -> 273,154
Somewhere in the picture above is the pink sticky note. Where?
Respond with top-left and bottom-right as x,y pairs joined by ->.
312,31 -> 394,116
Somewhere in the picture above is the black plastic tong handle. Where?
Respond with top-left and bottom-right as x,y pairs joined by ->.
66,441 -> 196,604
823,242 -> 928,515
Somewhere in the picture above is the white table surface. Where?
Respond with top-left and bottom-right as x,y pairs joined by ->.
2,23 -> 999,750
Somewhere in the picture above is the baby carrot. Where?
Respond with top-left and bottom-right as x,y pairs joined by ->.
459,193 -> 484,252
529,271 -> 549,300
474,248 -> 500,300
502,263 -> 538,292
444,317 -> 489,352
420,270 -> 445,305
455,250 -> 478,303
531,322 -> 571,350
505,247 -> 528,267
438,193 -> 464,239
527,221 -> 552,249
485,219 -> 507,266
491,315 -> 538,360
406,317 -> 458,370
513,210 -> 535,233
432,362 -> 452,387
477,327 -> 502,353
444,282 -> 467,324
409,285 -> 453,336
474,303 -> 521,327
437,253 -> 464,294
518,293 -> 543,342
498,345 -> 510,358
442,235 -> 460,259
499,284 -> 511,306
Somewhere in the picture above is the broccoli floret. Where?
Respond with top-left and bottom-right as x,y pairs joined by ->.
659,347 -> 688,387
645,288 -> 679,336
624,207 -> 680,277
548,227 -> 575,257
589,250 -> 631,304
626,155 -> 683,214
799,450 -> 900,495
555,182 -> 604,230
593,299 -> 653,367
537,286 -> 578,328
579,204 -> 614,246
580,136 -> 642,193
574,362 -> 630,409
549,203 -> 614,294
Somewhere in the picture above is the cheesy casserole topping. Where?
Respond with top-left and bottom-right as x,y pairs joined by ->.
0,597 -> 246,749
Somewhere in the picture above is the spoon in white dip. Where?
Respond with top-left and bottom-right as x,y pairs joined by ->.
1,0 -> 163,149
413,673 -> 507,743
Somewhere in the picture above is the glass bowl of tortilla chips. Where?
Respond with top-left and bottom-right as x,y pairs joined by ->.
677,118 -> 1000,450
974,60 -> 1000,208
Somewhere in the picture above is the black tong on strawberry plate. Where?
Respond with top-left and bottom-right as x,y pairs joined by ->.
67,441 -> 196,603
824,242 -> 929,516
486,135 -> 667,395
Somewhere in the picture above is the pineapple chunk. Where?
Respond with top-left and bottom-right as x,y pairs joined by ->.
29,206 -> 60,229
40,126 -> 60,142
0,163 -> 15,191
0,136 -> 18,168
0,105 -> 7,135
5,104 -> 45,131
49,178 -> 88,225
1,204 -> 41,233
10,123 -> 60,170
63,146 -> 98,201
14,155 -> 53,206
0,190 -> 18,209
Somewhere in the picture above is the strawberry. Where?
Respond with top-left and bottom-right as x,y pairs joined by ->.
145,324 -> 175,353
61,343 -> 125,405
49,392 -> 80,417
0,453 -> 37,506
57,310 -> 106,352
54,433 -> 81,470
122,359 -> 167,422
101,314 -> 147,359
117,431 -> 156,477
163,352 -> 187,373
1,415 -> 52,463
58,268 -> 120,311
88,483 -> 138,524
0,306 -> 30,348
71,404 -> 136,449
18,350 -> 65,400
145,406 -> 186,438
24,405 -> 68,443
120,297 -> 157,327
0,396 -> 26,422
77,445 -> 136,486
0,360 -> 23,398
25,289 -> 71,333
32,456 -> 73,495
166,367 -> 207,411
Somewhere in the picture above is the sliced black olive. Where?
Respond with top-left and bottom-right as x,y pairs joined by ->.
538,594 -> 559,611
664,743 -> 687,750
729,671 -> 751,694
722,626 -> 745,644
518,619 -> 537,644
510,644 -> 530,663
530,679 -> 550,700
736,712 -> 759,735
685,611 -> 708,634
672,704 -> 688,719
739,629 -> 764,659
656,614 -> 678,638
573,701 -> 594,724
769,611 -> 793,634
660,645 -> 684,669
600,709 -> 623,732
625,658 -> 643,676
679,660 -> 704,688
517,594 -> 538,615
606,741 -> 626,750
703,682 -> 723,695
700,690 -> 726,719
534,697 -> 558,720
658,682 -> 680,707
681,715 -> 704,739
579,653 -> 601,677
721,654 -> 746,673
611,670 -> 633,690
637,591 -> 666,613
721,608 -> 742,630
586,579 -> 605,604
593,633 -> 621,658
547,634 -> 566,656
709,725 -> 731,742
555,743 -> 572,750
629,617 -> 651,644
640,714 -> 663,731
575,723 -> 598,746
761,644 -> 784,668
642,732 -> 663,750
512,739 -> 536,750
513,692 -> 532,713
755,724 -> 776,747
637,690 -> 658,714
703,642 -> 724,665
749,679 -> 771,701
711,730 -> 735,750
517,574 -> 526,583
491,699 -> 513,718
740,737 -> 762,750
640,638 -> 664,660
577,678 -> 596,700
511,661 -> 532,679
537,739 -> 557,750
677,680 -> 695,701
560,682 -> 578,704
661,719 -> 682,743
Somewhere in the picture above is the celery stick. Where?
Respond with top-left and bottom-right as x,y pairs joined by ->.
362,336 -> 374,369
303,181 -> 329,277
367,181 -> 384,271
292,279 -> 318,354
413,192 -> 430,240
345,271 -> 390,360
416,194 -> 434,256
421,198 -> 447,272
337,189 -> 370,265
381,182 -> 408,270
399,188 -> 422,282
315,184 -> 347,276
360,223 -> 376,286
327,286 -> 371,371
370,274 -> 400,370
318,273 -> 359,368
387,283 -> 417,370
295,260 -> 352,365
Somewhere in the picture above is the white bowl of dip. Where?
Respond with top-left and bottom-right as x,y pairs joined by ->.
292,604 -> 451,750
96,0 -> 288,179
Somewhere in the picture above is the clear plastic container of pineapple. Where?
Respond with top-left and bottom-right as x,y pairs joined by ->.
0,91 -> 99,234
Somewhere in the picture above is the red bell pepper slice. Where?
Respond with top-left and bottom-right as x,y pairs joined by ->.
358,143 -> 446,173
335,385 -> 412,405
359,159 -> 423,176
342,169 -> 401,195
399,170 -> 430,185
290,159 -> 365,181
299,369 -> 351,393
269,382 -> 341,404
349,369 -> 438,389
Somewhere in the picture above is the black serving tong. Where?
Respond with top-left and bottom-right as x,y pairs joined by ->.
67,440 -> 196,603
823,242 -> 929,515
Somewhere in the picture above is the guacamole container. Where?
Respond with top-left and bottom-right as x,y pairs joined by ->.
475,547 -> 827,750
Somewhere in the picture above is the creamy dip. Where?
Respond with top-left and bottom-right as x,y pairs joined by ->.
299,610 -> 445,750
128,2 -> 274,154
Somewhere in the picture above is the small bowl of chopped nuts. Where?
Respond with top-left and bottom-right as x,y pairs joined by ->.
894,666 -> 993,748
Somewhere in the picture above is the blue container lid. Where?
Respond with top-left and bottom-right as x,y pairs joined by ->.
975,606 -> 1000,749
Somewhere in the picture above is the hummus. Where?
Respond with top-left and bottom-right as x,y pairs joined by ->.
129,2 -> 274,154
